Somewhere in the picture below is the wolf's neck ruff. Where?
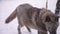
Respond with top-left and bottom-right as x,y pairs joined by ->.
34,8 -> 48,31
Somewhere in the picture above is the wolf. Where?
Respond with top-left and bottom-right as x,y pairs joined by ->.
5,4 -> 59,34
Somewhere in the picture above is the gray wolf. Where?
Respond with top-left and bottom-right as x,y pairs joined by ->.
5,4 -> 59,34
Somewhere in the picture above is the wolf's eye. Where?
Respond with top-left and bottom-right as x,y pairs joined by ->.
45,16 -> 51,22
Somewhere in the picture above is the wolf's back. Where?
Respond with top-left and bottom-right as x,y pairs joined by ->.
5,9 -> 17,23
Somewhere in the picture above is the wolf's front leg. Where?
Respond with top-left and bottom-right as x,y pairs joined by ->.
38,30 -> 47,34
38,28 -> 47,34
49,29 -> 56,34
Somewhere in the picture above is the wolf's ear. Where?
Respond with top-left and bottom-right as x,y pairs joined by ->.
45,16 -> 51,22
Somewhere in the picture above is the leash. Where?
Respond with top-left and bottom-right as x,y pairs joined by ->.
46,0 -> 48,11
46,0 -> 48,9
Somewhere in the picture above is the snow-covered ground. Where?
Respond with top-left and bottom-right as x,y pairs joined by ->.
0,0 -> 60,34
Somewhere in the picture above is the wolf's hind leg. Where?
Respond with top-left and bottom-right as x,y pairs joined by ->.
26,27 -> 31,32
18,25 -> 22,34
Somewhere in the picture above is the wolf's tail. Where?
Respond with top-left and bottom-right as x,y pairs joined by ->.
5,9 -> 17,23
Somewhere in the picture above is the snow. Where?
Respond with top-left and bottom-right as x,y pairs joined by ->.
0,0 -> 60,34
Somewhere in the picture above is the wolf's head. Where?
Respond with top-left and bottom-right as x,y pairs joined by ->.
39,8 -> 59,34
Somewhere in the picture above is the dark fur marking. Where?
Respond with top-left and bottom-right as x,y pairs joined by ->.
35,9 -> 47,31
45,16 -> 51,22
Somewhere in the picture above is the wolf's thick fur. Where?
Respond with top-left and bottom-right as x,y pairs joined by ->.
5,4 -> 59,34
